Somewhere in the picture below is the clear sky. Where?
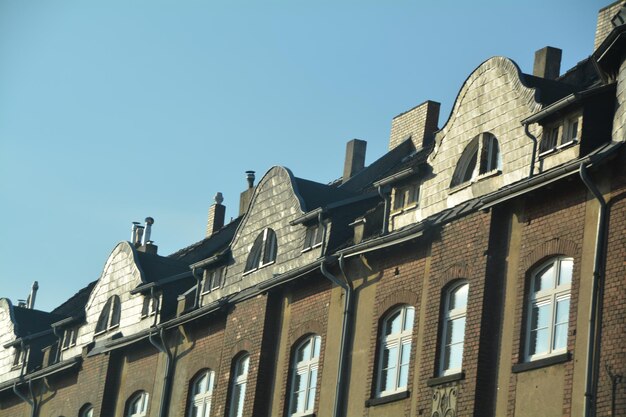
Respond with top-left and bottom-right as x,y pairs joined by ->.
0,0 -> 608,312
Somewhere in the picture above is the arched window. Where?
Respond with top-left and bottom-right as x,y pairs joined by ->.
228,353 -> 250,417
525,257 -> 573,361
95,295 -> 121,334
188,369 -> 215,417
450,133 -> 501,187
376,305 -> 415,397
79,404 -> 93,417
244,229 -> 277,273
126,391 -> 149,417
288,335 -> 321,416
439,282 -> 468,376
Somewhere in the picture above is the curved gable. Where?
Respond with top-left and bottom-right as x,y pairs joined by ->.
421,57 -> 543,216
216,166 -> 316,294
0,299 -> 18,383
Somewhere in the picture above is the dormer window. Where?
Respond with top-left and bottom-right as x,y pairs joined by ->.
539,113 -> 581,154
303,224 -> 324,251
141,296 -> 157,318
203,267 -> 225,293
61,327 -> 78,350
392,183 -> 420,211
12,345 -> 27,368
244,228 -> 277,273
450,133 -> 501,187
95,295 -> 121,335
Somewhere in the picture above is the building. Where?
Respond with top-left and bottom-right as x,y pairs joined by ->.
2,2 -> 626,416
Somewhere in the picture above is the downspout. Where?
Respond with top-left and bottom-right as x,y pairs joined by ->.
524,122 -> 538,178
319,212 -> 328,255
13,340 -> 37,417
52,326 -> 62,364
191,267 -> 203,309
377,185 -> 390,235
579,164 -> 608,417
147,288 -> 174,417
320,255 -> 354,417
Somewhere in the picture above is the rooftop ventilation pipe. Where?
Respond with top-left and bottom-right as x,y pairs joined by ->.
239,171 -> 256,216
142,217 -> 154,246
26,281 -> 38,310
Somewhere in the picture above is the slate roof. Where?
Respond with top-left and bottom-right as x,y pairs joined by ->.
51,280 -> 97,317
293,177 -> 357,212
169,217 -> 242,265
12,307 -> 65,337
136,251 -> 189,283
522,73 -> 581,105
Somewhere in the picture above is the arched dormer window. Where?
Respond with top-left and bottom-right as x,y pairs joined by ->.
450,133 -> 501,187
244,228 -> 277,273
95,295 -> 121,335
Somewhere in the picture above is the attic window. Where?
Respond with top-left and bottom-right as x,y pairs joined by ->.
392,183 -> 420,211
244,228 -> 277,273
61,327 -> 78,350
141,296 -> 157,318
539,113 -> 581,154
303,224 -> 324,251
95,295 -> 121,335
450,133 -> 501,187
203,267 -> 225,293
12,345 -> 27,368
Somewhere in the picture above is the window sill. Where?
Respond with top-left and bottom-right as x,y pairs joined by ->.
301,243 -> 322,253
243,260 -> 275,276
427,371 -> 465,387
365,390 -> 410,407
390,203 -> 419,216
449,170 -> 501,194
512,352 -> 570,373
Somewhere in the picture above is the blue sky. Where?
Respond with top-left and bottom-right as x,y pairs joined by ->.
0,0 -> 607,311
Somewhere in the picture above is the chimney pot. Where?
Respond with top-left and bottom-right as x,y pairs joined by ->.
246,171 -> 256,189
240,171 -> 256,216
142,217 -> 154,246
533,46 -> 562,80
207,192 -> 226,237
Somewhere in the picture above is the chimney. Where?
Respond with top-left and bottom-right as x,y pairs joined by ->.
533,46 -> 562,80
136,217 -> 158,254
239,171 -> 256,216
343,139 -> 367,183
26,281 -> 38,309
389,100 -> 440,151
206,192 -> 226,237
595,1 -> 626,51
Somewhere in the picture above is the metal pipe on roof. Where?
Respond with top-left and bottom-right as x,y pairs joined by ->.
580,164 -> 608,417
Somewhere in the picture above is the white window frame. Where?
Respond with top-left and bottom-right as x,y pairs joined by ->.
288,335 -> 321,416
451,133 -> 501,188
392,183 -> 420,212
95,295 -> 121,335
561,114 -> 581,146
244,229 -> 277,274
61,327 -> 78,350
80,404 -> 94,417
203,268 -> 225,294
376,305 -> 415,397
141,295 -> 157,319
303,224 -> 324,251
228,354 -> 250,417
12,345 -> 27,368
126,391 -> 149,417
439,282 -> 468,376
524,257 -> 573,362
188,369 -> 215,417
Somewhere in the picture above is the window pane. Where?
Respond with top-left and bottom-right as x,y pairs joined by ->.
553,298 -> 570,350
558,259 -> 573,286
232,384 -> 246,417
313,336 -> 321,358
290,389 -> 305,414
450,284 -> 468,310
447,317 -> 466,345
444,343 -> 463,371
461,150 -> 478,183
380,345 -> 398,392
385,311 -> 401,336
403,307 -> 415,332
534,265 -> 555,292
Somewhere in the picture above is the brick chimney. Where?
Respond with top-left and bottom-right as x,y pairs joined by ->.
595,1 -> 626,51
389,100 -> 440,151
239,171 -> 255,216
343,139 -> 367,183
206,192 -> 226,237
533,46 -> 562,80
